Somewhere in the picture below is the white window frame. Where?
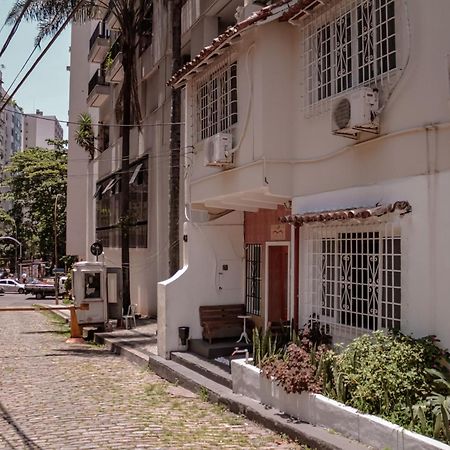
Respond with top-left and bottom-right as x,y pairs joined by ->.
299,219 -> 402,344
303,0 -> 399,113
194,56 -> 238,142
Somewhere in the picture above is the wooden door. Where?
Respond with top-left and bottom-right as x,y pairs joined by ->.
267,245 -> 289,323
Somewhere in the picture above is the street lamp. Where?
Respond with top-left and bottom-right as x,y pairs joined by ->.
54,193 -> 63,269
0,236 -> 22,276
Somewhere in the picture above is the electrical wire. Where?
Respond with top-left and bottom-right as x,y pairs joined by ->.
0,0 -> 34,59
0,0 -> 84,115
19,111 -> 185,128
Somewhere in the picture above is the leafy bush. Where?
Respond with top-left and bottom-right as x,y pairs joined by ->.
252,327 -> 282,368
324,331 -> 450,430
256,326 -> 450,443
260,327 -> 330,394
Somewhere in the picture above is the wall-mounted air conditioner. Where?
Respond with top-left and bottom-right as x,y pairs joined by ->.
204,132 -> 234,168
331,87 -> 379,138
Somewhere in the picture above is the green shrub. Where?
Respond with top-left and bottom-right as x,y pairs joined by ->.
260,326 -> 331,394
252,327 -> 282,368
325,331 -> 449,427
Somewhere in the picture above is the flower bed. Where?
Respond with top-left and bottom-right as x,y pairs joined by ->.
231,359 -> 450,450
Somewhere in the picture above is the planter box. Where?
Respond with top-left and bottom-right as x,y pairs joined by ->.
231,359 -> 450,450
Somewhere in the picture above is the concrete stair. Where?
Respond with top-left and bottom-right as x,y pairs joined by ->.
171,351 -> 232,388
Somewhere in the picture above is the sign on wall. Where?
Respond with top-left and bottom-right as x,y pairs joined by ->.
270,224 -> 286,241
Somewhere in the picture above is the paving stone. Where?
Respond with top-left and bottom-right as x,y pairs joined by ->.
0,311 -> 303,449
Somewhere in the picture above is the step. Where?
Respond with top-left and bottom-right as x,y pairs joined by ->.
171,351 -> 232,388
188,338 -> 252,359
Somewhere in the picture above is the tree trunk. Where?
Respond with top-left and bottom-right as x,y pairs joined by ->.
168,0 -> 182,277
121,43 -> 132,315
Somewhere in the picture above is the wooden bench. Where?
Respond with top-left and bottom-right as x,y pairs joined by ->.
199,304 -> 246,344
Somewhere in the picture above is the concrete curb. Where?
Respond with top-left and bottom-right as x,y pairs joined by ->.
94,332 -> 369,450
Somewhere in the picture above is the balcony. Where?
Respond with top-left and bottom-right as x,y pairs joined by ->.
105,2 -> 121,32
181,0 -> 201,35
105,39 -> 123,84
87,69 -> 110,108
88,22 -> 110,63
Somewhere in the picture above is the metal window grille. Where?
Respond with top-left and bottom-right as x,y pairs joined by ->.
246,244 -> 262,316
300,219 -> 401,344
303,0 -> 397,114
195,58 -> 238,142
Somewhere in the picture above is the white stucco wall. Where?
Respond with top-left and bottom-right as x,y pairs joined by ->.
293,172 -> 450,350
158,211 -> 244,358
67,22 -> 97,259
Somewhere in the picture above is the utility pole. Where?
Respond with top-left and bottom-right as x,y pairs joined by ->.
54,193 -> 62,304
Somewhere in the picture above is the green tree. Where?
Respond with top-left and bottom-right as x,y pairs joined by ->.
2,147 -> 67,264
7,0 -> 155,313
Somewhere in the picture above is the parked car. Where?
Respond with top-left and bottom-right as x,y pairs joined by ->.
24,279 -> 55,299
0,278 -> 26,294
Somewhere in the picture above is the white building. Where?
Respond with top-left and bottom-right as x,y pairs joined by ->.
67,1 -> 245,318
159,0 -> 450,357
23,110 -> 64,149
0,71 -> 23,165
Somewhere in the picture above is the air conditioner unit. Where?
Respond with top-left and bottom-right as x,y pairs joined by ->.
204,133 -> 234,167
331,87 -> 379,138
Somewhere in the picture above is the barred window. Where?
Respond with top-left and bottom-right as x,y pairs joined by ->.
245,244 -> 262,316
305,0 -> 396,108
301,221 -> 401,343
196,60 -> 237,141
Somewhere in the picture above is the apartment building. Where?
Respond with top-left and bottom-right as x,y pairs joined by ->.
67,0 -> 249,319
4,101 -> 23,162
68,1 -> 172,318
0,71 -> 23,166
158,0 -> 450,357
23,110 -> 64,149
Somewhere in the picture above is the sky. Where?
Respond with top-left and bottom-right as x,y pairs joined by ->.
0,1 -> 71,138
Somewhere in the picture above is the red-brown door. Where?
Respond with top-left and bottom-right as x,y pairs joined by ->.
267,245 -> 289,323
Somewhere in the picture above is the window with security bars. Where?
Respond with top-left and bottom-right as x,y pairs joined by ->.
304,0 -> 396,107
245,244 -> 262,316
301,221 -> 401,342
196,60 -> 238,141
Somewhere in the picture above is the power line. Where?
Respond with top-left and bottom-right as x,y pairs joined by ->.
0,0 -> 34,59
19,111 -> 185,128
0,0 -> 84,115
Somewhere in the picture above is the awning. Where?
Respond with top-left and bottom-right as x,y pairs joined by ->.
280,201 -> 411,226
101,178 -> 118,195
129,163 -> 143,185
93,184 -> 103,199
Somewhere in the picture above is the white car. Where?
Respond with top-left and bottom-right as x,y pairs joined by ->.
0,279 -> 26,294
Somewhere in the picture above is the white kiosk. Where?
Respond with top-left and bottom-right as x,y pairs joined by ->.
72,261 -> 107,325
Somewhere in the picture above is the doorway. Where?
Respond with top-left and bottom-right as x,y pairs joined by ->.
265,242 -> 289,327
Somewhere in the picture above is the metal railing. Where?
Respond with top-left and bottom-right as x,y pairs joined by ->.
89,21 -> 110,50
88,68 -> 108,95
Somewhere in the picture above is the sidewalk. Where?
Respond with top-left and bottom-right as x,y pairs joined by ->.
51,311 -> 369,450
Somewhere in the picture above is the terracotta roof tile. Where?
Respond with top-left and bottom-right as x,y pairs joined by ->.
168,0 -> 323,87
280,201 -> 412,226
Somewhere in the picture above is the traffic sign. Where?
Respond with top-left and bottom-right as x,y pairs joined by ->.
90,241 -> 103,257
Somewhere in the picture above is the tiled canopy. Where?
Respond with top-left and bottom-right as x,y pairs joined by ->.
280,201 -> 412,226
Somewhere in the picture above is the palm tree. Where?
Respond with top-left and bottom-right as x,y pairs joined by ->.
6,0 -> 152,314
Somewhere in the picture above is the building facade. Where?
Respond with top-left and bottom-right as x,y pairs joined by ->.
23,110 -> 64,149
158,0 -> 450,357
68,1 -> 172,317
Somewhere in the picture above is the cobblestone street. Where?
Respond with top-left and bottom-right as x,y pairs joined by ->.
0,310 -> 303,449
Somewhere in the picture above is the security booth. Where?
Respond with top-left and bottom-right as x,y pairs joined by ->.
72,261 -> 107,326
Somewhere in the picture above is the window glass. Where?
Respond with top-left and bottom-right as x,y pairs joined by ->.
84,273 -> 101,299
